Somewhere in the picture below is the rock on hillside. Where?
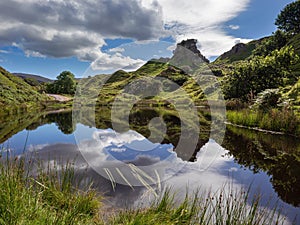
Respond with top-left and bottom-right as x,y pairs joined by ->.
176,39 -> 209,63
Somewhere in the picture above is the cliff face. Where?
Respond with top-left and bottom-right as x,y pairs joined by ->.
176,39 -> 210,63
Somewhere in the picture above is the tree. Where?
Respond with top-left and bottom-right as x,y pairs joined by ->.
253,30 -> 288,57
223,46 -> 299,101
46,71 -> 76,94
275,0 -> 300,34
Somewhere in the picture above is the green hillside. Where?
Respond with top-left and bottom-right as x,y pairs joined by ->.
215,33 -> 300,65
214,38 -> 266,63
92,61 -> 210,106
213,31 -> 300,106
79,31 -> 299,111
0,67 -> 49,110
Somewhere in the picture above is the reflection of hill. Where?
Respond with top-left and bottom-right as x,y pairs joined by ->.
222,125 -> 300,206
0,110 -> 74,143
0,110 -> 42,143
74,106 -> 211,161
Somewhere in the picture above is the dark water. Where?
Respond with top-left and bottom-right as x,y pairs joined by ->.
1,109 -> 300,224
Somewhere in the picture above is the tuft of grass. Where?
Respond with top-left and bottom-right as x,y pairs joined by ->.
0,156 -> 101,225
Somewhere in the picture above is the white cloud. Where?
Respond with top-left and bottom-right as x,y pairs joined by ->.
175,28 -> 252,58
0,0 -> 252,68
151,0 -> 251,58
0,0 -> 163,71
90,52 -> 145,71
229,25 -> 240,30
155,0 -> 250,27
108,47 -> 125,53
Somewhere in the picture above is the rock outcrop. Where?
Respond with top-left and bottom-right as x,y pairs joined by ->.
176,39 -> 210,63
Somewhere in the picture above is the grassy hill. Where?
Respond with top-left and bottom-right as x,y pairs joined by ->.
79,32 -> 300,109
213,32 -> 300,105
214,33 -> 300,65
89,61 -> 211,106
214,38 -> 266,63
0,67 -> 49,111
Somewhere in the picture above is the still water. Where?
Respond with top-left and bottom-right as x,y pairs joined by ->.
1,109 -> 299,224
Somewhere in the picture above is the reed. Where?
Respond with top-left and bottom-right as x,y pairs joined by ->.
227,109 -> 299,136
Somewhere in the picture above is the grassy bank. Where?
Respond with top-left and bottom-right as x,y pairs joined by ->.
227,109 -> 300,136
0,156 -> 286,225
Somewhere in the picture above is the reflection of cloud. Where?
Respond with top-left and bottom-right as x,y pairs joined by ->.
92,129 -> 149,148
83,129 -> 174,162
28,144 -> 49,152
28,131 -> 298,224
77,129 -> 228,187
229,167 -> 238,172
0,49 -> 9,54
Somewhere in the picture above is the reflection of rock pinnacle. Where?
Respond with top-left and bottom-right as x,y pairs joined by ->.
175,39 -> 209,63
148,117 -> 166,144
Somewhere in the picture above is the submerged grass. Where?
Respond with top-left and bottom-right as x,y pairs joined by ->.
227,109 -> 300,136
0,155 -> 287,225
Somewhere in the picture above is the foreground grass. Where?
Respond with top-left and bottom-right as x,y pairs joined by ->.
0,156 -> 286,225
111,188 -> 284,225
0,157 -> 101,225
227,109 -> 300,136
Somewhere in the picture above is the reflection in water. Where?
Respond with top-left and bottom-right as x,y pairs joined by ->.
26,130 -> 299,225
46,112 -> 75,134
223,125 -> 300,207
0,110 -> 74,144
93,106 -> 210,161
0,110 -> 75,154
1,108 -> 300,224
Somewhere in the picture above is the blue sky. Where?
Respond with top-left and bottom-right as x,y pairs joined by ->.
0,0 -> 295,78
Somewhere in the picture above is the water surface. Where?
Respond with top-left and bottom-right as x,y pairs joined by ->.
1,109 -> 299,224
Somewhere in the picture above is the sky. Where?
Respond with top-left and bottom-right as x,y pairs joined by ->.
0,0 -> 295,78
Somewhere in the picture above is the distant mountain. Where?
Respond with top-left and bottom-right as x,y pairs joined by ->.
13,73 -> 53,83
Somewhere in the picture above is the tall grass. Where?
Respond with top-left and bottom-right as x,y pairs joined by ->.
0,156 -> 101,225
111,188 -> 285,225
227,109 -> 300,136
0,154 -> 287,225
